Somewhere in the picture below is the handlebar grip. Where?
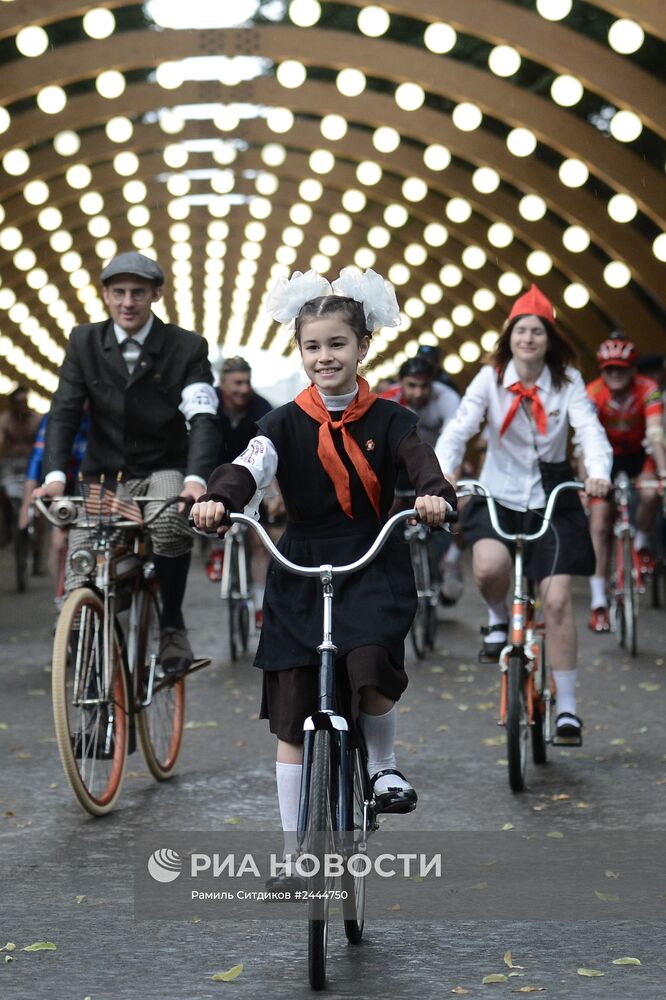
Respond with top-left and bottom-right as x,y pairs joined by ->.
445,509 -> 458,524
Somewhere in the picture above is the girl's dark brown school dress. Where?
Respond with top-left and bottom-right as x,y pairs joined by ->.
203,394 -> 456,742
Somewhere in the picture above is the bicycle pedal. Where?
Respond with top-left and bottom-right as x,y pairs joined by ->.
551,734 -> 583,748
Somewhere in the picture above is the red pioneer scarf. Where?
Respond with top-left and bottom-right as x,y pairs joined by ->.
499,381 -> 548,438
294,377 -> 381,519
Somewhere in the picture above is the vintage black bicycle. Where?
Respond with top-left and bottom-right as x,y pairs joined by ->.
199,506 -> 456,989
36,488 -> 209,816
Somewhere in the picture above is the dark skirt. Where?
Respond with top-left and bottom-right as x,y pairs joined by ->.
260,645 -> 409,744
461,495 -> 596,580
254,518 -> 417,672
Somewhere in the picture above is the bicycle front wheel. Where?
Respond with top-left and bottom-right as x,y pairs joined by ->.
136,589 -> 185,780
52,589 -> 128,815
306,729 -> 333,990
342,747 -> 368,943
623,536 -> 637,656
506,654 -> 528,792
409,539 -> 429,659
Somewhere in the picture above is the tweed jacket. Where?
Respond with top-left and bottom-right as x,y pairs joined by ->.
43,316 -> 220,481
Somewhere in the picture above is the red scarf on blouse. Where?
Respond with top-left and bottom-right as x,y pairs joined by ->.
294,377 -> 381,519
499,381 -> 548,438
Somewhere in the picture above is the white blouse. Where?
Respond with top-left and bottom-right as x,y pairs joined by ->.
435,361 -> 613,512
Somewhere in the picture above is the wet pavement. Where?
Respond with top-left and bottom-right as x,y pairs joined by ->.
1,542 -> 665,999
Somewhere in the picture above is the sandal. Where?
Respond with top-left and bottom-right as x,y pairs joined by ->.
370,768 -> 417,814
553,712 -> 583,747
479,624 -> 508,663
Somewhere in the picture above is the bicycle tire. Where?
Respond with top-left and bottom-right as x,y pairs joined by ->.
531,635 -> 547,765
14,526 -> 30,593
52,588 -> 128,816
409,539 -> 429,660
136,589 -> 185,780
238,601 -> 250,653
506,653 -> 528,792
307,729 -> 333,990
342,747 -> 367,943
623,535 -> 638,656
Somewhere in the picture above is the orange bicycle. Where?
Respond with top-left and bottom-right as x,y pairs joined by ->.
457,479 -> 583,792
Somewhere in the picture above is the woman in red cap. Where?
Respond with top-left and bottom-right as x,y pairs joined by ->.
436,285 -> 612,744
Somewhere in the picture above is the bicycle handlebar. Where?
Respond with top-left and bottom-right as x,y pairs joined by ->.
456,479 -> 584,543
191,506 -> 457,579
33,494 -> 183,529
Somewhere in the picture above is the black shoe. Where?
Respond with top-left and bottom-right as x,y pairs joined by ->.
159,627 -> 193,676
265,858 -> 307,894
371,769 -> 417,814
553,712 -> 583,747
479,624 -> 508,663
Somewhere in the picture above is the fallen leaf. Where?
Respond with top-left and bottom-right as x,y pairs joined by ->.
511,988 -> 545,993
577,968 -> 604,977
184,720 -> 218,729
224,817 -> 242,825
605,870 -> 620,879
391,903 -> 401,911
75,895 -> 86,904
483,736 -> 505,747
576,802 -> 590,809
551,793 -> 570,801
436,725 -> 449,732
212,963 -> 243,982
504,951 -> 524,969
594,891 -> 619,902
472,882 -> 488,890
638,682 -> 660,692
0,723 -> 8,730
22,941 -> 56,952
0,943 -> 16,951
5,955 -> 13,963
482,974 -> 508,984
501,823 -> 515,831
610,738 -> 626,746
546,831 -> 564,839
451,988 -> 470,994
612,957 -> 641,966
440,692 -> 453,700
233,740 -> 246,747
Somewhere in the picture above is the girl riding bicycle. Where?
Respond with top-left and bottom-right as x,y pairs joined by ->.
193,267 -> 455,857
436,284 -> 612,745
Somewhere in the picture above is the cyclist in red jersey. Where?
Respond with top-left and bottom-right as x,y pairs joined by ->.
585,336 -> 666,632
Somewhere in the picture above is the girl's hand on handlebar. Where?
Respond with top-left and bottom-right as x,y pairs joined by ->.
415,494 -> 451,526
585,477 -> 611,498
192,499 -> 229,535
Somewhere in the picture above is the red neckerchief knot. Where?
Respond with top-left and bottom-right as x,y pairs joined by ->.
294,377 -> 381,519
499,381 -> 547,438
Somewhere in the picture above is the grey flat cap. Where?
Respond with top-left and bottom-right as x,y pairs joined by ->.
100,252 -> 164,285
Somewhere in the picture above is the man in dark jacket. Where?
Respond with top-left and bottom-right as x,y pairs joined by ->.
36,252 -> 220,673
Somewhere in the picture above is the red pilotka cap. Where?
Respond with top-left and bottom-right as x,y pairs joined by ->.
507,283 -> 555,325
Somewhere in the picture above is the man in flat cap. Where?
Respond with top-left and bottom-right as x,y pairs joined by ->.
36,251 -> 220,674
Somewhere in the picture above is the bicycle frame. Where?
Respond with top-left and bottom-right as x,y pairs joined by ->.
203,508 -> 456,848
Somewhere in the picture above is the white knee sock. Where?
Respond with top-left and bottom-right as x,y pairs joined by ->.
553,669 -> 579,722
444,544 -> 461,565
484,601 -> 508,643
358,705 -> 411,794
589,576 -> 607,609
276,761 -> 301,856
